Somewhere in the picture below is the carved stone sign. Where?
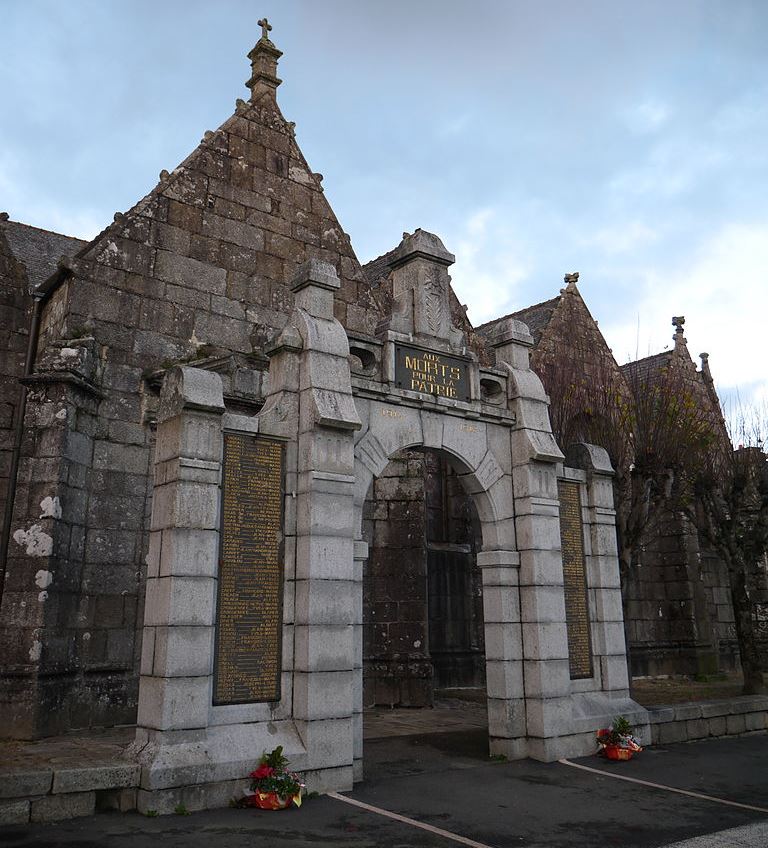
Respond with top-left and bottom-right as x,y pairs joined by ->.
394,344 -> 471,402
213,433 -> 284,705
557,479 -> 593,679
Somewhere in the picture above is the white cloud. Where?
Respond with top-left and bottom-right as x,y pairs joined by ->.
446,208 -> 532,326
621,98 -> 670,134
438,113 -> 472,137
581,220 -> 658,255
0,150 -> 104,239
602,221 -> 768,410
608,138 -> 727,198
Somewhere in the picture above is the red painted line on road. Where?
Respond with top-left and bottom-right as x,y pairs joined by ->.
328,791 -> 496,848
558,758 -> 768,814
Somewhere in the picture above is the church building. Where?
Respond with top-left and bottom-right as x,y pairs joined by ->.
0,21 -> 755,813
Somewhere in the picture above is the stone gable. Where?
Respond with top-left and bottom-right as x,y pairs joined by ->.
0,31 -> 387,738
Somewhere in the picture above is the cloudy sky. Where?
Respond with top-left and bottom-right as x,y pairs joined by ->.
2,1 -> 767,410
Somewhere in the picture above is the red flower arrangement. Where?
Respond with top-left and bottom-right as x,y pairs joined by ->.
596,716 -> 643,761
242,746 -> 304,810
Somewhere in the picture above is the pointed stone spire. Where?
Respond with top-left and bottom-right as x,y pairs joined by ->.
246,17 -> 282,102
698,351 -> 721,407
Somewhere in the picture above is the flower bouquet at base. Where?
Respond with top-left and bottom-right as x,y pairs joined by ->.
596,716 -> 643,761
242,746 -> 305,810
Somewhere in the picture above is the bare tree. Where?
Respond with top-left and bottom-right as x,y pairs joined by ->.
539,315 -> 768,693
537,330 -> 713,586
688,408 -> 768,693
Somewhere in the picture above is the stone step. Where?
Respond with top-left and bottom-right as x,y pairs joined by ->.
0,728 -> 139,825
0,763 -> 139,824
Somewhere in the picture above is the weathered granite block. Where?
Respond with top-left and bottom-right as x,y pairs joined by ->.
52,764 -> 140,794
30,791 -> 96,823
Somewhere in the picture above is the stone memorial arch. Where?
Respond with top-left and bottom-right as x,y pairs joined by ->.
135,230 -> 647,812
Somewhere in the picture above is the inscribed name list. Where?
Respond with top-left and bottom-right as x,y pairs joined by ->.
213,433 -> 284,705
557,479 -> 594,679
394,344 -> 471,402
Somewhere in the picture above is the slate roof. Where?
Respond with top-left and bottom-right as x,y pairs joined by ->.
621,350 -> 673,383
476,295 -> 561,347
361,247 -> 398,287
3,221 -> 86,292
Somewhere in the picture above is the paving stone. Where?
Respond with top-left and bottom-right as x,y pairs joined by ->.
0,799 -> 30,824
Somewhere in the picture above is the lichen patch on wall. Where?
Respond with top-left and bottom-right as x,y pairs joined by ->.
12,525 -> 54,557
34,569 -> 54,589
39,496 -> 62,519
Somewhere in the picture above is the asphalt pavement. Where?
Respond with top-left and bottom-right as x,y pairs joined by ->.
0,730 -> 766,848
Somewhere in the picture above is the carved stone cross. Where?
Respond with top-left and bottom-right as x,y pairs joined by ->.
258,17 -> 272,40
672,315 -> 685,333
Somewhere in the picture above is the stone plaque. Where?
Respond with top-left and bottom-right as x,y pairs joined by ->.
557,479 -> 593,679
213,433 -> 284,705
394,344 -> 471,402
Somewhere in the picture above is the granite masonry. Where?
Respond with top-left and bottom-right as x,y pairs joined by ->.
0,21 -> 761,815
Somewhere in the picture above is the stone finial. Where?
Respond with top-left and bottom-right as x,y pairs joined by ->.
258,17 -> 272,40
387,228 -> 455,271
247,17 -> 283,101
291,258 -> 339,320
290,258 -> 340,293
564,271 -> 579,285
158,366 -> 224,424
0,212 -> 9,223
565,442 -> 614,476
383,229 -> 456,341
672,315 -> 686,349
489,317 -> 534,349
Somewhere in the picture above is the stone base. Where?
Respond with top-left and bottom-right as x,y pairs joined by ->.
522,693 -> 650,762
569,693 -> 650,745
137,780 -> 246,815
132,720 -> 307,792
489,736 -> 527,760
132,717 -> 355,811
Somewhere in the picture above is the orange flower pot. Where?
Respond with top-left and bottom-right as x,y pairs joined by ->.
249,791 -> 299,810
603,744 -> 634,761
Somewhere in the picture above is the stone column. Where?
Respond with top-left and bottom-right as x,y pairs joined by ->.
288,259 -> 361,792
0,338 -> 104,739
492,319 -> 573,761
136,367 -> 224,746
352,538 -> 368,781
479,548 -> 526,759
566,444 -> 629,694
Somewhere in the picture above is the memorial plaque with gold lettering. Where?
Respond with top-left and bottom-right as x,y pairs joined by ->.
394,344 -> 471,402
213,433 -> 284,705
557,479 -> 593,679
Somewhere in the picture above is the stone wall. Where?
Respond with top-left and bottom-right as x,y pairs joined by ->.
0,56 -> 382,737
509,283 -> 750,681
0,224 -> 31,548
627,509 -> 721,678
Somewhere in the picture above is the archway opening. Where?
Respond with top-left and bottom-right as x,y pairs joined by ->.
361,447 -> 487,752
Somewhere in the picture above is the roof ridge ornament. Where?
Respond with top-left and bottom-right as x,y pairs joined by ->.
672,315 -> 687,349
258,17 -> 273,42
247,16 -> 283,102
